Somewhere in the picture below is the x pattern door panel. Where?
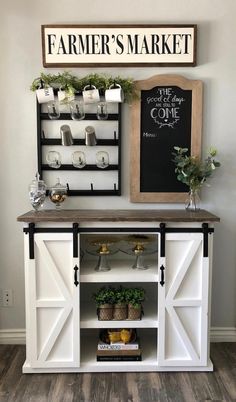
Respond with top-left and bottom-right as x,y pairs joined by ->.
158,233 -> 209,367
25,233 -> 80,368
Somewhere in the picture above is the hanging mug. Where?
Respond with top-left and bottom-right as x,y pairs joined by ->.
105,84 -> 124,103
36,87 -> 54,104
82,85 -> 100,104
58,88 -> 75,104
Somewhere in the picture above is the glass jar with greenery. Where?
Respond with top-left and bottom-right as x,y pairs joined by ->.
172,147 -> 221,211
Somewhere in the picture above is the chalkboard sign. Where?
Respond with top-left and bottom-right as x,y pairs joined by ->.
131,75 -> 203,203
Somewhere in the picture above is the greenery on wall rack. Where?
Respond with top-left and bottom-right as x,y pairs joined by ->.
30,71 -> 136,103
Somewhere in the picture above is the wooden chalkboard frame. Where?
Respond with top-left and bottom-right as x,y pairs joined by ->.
130,75 -> 203,203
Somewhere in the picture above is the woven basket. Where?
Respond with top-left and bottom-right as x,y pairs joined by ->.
113,303 -> 127,320
127,304 -> 142,320
97,304 -> 113,320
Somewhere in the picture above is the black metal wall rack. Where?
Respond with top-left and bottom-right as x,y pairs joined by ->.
37,94 -> 122,196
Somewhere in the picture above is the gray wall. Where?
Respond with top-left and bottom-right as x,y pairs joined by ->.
1,0 -> 235,329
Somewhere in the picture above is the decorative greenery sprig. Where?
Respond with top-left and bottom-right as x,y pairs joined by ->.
93,286 -> 145,308
30,71 -> 136,103
172,146 -> 221,191
114,286 -> 127,304
124,287 -> 145,308
93,286 -> 116,307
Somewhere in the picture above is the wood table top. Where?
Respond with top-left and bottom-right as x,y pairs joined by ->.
17,209 -> 220,223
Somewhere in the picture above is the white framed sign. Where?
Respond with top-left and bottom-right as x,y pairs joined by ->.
41,24 -> 197,67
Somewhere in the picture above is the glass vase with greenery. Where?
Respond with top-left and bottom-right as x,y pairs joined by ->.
172,146 -> 221,211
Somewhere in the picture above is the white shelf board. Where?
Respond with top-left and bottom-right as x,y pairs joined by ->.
22,359 -> 214,373
80,302 -> 158,328
80,332 -> 158,371
80,259 -> 159,283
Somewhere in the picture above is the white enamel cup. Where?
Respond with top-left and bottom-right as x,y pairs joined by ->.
82,85 -> 100,104
58,89 -> 75,104
36,87 -> 54,104
105,84 -> 124,103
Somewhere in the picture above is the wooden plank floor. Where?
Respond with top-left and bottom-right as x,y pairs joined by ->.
0,343 -> 235,402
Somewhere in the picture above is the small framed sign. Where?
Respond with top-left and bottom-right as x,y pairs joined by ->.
41,24 -> 197,67
130,75 -> 203,203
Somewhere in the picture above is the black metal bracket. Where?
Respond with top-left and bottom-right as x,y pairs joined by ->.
73,223 -> 79,258
23,226 -> 214,235
29,223 -> 35,260
23,223 -> 213,260
160,223 -> 166,257
202,223 -> 209,257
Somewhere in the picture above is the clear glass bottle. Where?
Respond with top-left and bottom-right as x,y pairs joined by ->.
29,173 -> 46,211
49,178 -> 67,210
185,188 -> 201,211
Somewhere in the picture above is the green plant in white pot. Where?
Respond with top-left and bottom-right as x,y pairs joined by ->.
125,287 -> 145,320
93,286 -> 115,321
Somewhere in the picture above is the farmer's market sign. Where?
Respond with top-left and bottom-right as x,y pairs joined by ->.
42,25 -> 197,67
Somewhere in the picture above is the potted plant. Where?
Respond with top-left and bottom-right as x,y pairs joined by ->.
125,287 -> 145,320
172,146 -> 221,211
93,286 -> 115,321
113,286 -> 128,320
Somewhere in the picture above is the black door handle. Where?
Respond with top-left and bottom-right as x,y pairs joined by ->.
74,265 -> 79,287
160,265 -> 165,286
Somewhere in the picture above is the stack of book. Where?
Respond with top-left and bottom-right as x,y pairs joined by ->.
96,339 -> 142,361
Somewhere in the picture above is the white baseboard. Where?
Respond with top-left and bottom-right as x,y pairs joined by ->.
210,327 -> 236,342
0,329 -> 26,344
0,327 -> 235,345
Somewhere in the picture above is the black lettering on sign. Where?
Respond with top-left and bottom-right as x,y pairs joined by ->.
140,86 -> 192,193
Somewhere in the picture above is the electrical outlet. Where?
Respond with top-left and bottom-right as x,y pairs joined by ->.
2,289 -> 13,307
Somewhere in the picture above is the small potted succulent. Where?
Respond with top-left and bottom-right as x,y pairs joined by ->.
93,286 -> 115,321
113,286 -> 128,320
125,287 -> 145,320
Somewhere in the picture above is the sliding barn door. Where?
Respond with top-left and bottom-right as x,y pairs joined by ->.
158,233 -> 210,367
24,233 -> 80,369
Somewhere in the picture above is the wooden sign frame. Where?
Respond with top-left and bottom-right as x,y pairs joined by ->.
130,75 -> 203,203
41,24 -> 197,67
